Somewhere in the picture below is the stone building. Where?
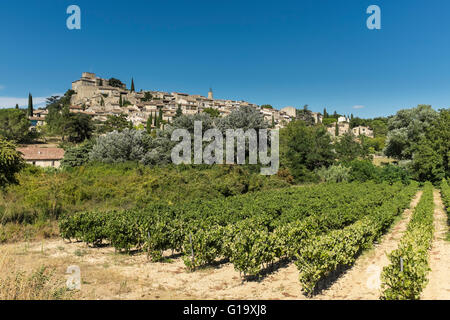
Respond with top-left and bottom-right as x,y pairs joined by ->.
17,146 -> 65,168
352,126 -> 374,138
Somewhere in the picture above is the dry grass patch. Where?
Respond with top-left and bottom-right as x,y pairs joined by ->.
0,249 -> 71,300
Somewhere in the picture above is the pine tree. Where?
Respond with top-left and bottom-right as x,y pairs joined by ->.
28,93 -> 33,117
131,78 -> 135,92
335,122 -> 339,137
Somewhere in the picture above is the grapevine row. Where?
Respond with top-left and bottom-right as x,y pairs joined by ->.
380,182 -> 434,300
294,181 -> 418,295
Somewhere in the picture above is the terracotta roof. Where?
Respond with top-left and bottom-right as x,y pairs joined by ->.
17,147 -> 65,161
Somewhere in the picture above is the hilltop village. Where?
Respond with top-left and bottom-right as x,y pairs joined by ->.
31,72 -> 326,130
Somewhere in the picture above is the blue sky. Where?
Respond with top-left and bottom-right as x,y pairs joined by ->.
0,0 -> 449,117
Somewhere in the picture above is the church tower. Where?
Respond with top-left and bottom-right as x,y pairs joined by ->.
208,88 -> 213,100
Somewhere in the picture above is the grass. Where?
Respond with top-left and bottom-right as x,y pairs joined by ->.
74,249 -> 87,257
0,250 -> 72,300
0,220 -> 59,244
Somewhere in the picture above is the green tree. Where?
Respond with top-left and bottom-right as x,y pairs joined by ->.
335,122 -> 339,137
130,78 -> 135,92
261,104 -> 273,109
28,93 -> 33,117
45,90 -> 76,136
15,104 -> 19,109
335,133 -> 369,162
100,114 -> 133,133
61,141 -> 94,168
410,108 -> 450,181
119,95 -> 123,107
0,137 -> 25,187
203,107 -> 220,118
175,105 -> 183,118
61,113 -> 94,143
296,108 -> 315,126
322,117 -> 337,126
217,106 -> 268,132
158,108 -> 163,127
108,78 -> 124,88
362,136 -> 386,152
142,92 -> 153,102
0,109 -> 33,143
411,138 -> 445,183
370,119 -> 388,137
384,105 -> 438,159
345,160 -> 379,182
280,121 -> 334,182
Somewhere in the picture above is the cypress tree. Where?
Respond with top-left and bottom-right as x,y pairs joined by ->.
28,93 -> 33,117
158,109 -> 163,126
271,115 -> 275,128
119,95 -> 123,107
335,122 -> 339,137
175,105 -> 182,118
131,78 -> 135,92
15,104 -> 19,109
323,108 -> 327,118
146,115 -> 152,133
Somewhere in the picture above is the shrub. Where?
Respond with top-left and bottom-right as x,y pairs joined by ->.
378,164 -> 411,185
345,160 -> 379,182
0,137 -> 25,187
316,165 -> 351,183
89,129 -> 151,163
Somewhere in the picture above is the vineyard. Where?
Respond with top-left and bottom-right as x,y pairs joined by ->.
381,182 -> 434,299
59,181 -> 422,296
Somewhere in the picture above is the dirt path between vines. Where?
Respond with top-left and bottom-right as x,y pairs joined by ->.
0,238 -> 309,300
421,190 -> 450,300
314,190 -> 423,300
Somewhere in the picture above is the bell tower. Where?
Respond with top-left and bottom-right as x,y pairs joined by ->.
208,88 -> 213,100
